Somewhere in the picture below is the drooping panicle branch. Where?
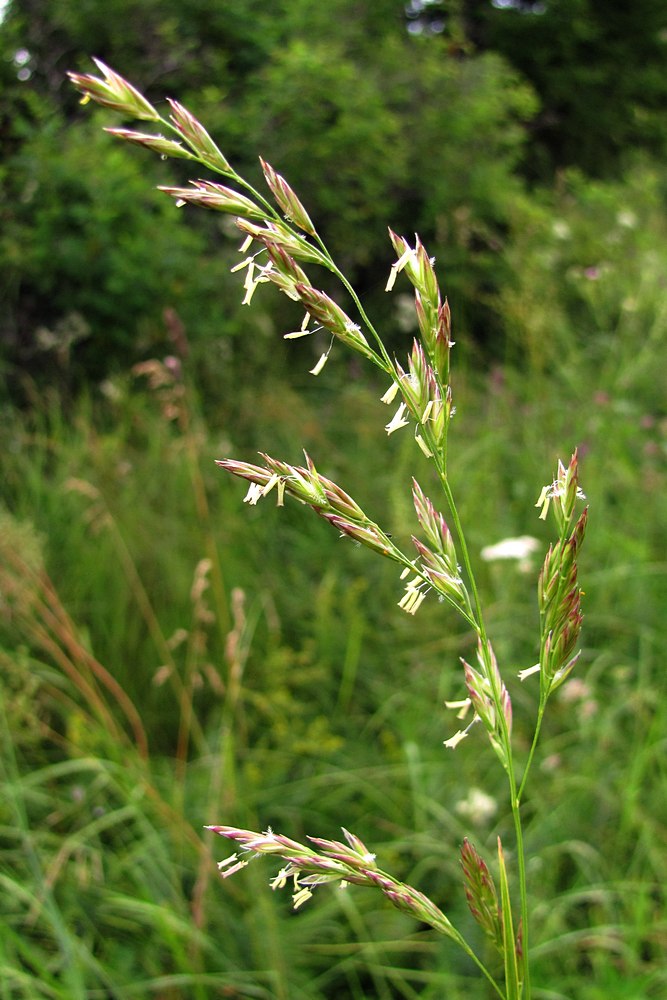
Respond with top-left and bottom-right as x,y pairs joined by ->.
216,454 -> 403,562
206,824 -> 458,941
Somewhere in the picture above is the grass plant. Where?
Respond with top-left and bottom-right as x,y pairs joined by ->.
0,56 -> 664,1000
60,58 -> 627,999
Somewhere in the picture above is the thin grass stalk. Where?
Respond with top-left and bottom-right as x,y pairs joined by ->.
95,504 -> 209,756
0,694 -> 88,1000
36,574 -> 149,759
176,377 -> 231,638
1,546 -> 117,731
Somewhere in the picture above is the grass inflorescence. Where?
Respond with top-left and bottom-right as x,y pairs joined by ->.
0,60 -> 664,999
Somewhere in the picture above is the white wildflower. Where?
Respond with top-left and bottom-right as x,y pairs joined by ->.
552,220 -> 570,240
455,787 -> 498,825
481,536 -> 540,562
481,535 -> 540,572
616,209 -> 637,229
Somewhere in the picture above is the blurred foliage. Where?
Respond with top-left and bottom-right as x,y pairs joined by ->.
2,0 -> 667,390
1,0 -> 537,387
459,0 -> 667,178
499,155 -> 667,412
2,114 -> 204,377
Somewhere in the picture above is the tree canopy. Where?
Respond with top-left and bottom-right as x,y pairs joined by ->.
461,0 -> 667,177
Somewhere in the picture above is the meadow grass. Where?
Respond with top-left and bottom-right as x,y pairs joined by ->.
1,60 -> 665,998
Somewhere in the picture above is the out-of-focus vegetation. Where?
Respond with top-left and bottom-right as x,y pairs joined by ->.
1,1 -> 666,997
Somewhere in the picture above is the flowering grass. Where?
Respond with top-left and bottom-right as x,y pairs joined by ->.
63,60 -> 600,999
0,56 -> 664,1000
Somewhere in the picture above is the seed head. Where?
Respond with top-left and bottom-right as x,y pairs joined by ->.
158,181 -> 264,220
68,59 -> 159,121
260,158 -> 316,235
104,128 -> 197,160
166,98 -> 232,172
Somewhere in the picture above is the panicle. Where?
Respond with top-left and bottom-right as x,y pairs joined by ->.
217,453 -> 400,561
206,822 -> 456,938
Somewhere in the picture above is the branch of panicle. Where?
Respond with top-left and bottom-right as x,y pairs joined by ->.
535,452 -> 588,703
462,640 -> 513,772
216,453 -> 404,562
208,824 -> 456,941
68,61 -> 393,373
517,452 -> 588,803
207,825 -> 504,997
